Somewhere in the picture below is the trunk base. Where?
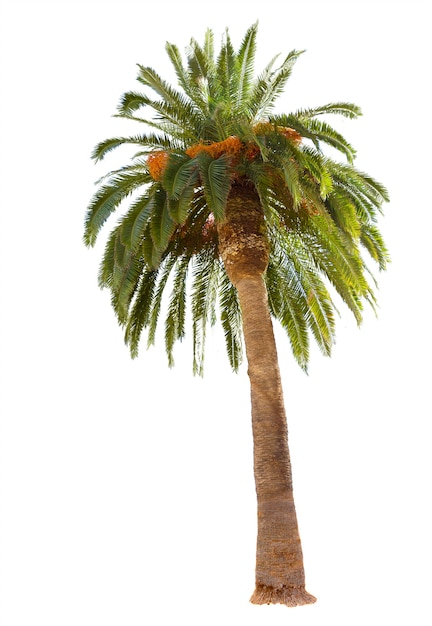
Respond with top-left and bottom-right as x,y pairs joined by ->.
250,583 -> 317,607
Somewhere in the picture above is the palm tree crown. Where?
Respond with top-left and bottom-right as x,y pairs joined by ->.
84,22 -> 389,375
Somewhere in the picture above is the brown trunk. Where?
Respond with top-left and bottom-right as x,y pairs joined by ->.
217,184 -> 316,607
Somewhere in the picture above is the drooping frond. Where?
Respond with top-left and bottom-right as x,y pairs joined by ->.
124,267 -> 159,358
324,190 -> 361,238
84,170 -> 152,246
360,223 -> 390,270
98,226 -> 138,325
328,161 -> 390,215
218,268 -> 243,372
297,118 -> 358,163
190,249 -> 220,375
196,152 -> 232,221
161,153 -> 199,203
146,252 -> 178,347
148,189 -> 176,261
165,254 -> 190,367
266,256 -> 310,370
267,227 -> 336,367
119,192 -> 157,250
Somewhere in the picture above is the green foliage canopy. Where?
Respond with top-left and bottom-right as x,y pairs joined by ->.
84,23 -> 389,374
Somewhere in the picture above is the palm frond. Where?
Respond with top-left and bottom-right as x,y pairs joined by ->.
137,65 -> 186,104
146,253 -> 178,346
119,191 -> 156,250
112,244 -> 144,324
91,134 -> 175,162
360,223 -> 390,270
303,279 -> 336,357
218,268 -> 243,371
203,28 -> 215,66
116,90 -> 150,115
298,118 -> 357,163
215,28 -> 237,112
162,153 -> 199,201
197,152 -> 232,221
246,53 -> 280,119
324,190 -> 361,239
268,113 -> 319,149
299,145 -> 333,199
249,49 -> 305,118
294,102 -> 362,120
84,171 -> 149,246
235,21 -> 258,110
124,267 -> 159,358
187,36 -> 215,83
98,225 -> 144,324
329,161 -> 389,210
149,189 -> 176,258
165,254 -> 190,366
191,250 -> 220,375
117,94 -> 201,141
275,202 -> 369,322
266,258 -> 310,370
268,234 -> 336,358
165,42 -> 191,93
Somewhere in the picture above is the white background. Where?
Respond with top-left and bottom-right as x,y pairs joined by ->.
0,0 -> 431,624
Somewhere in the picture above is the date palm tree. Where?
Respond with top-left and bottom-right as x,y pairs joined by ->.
84,23 -> 389,607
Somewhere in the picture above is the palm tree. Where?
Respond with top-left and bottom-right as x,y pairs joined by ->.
84,23 -> 389,607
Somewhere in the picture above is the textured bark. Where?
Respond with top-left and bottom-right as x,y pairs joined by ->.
217,184 -> 269,285
218,184 -> 316,607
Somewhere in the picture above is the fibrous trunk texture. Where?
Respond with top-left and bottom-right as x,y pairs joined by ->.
218,184 -> 316,607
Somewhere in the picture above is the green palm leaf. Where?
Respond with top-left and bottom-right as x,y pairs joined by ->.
120,192 -> 156,250
235,21 -> 258,110
124,267 -> 158,358
267,259 -> 310,370
251,49 -> 305,118
294,102 -> 362,120
91,134 -> 175,162
360,223 -> 390,270
215,29 -> 237,113
219,268 -> 243,371
165,254 -> 190,366
117,90 -> 150,115
197,152 -> 232,221
299,118 -> 357,163
149,190 -> 176,258
146,253 -> 177,347
84,171 -> 148,246
162,154 -> 199,201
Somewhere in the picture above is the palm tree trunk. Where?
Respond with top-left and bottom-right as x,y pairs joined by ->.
218,184 -> 316,607
236,275 -> 316,606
